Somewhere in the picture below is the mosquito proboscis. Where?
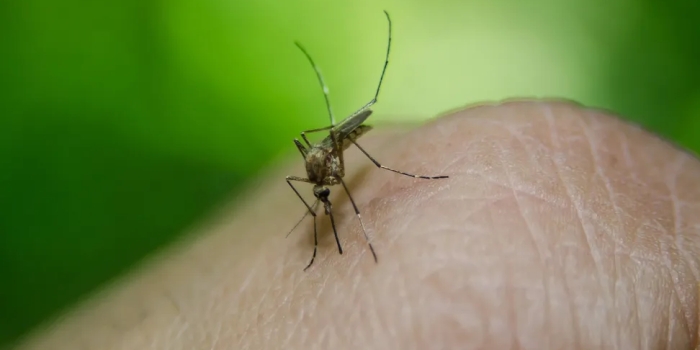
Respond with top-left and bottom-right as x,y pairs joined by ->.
286,10 -> 449,271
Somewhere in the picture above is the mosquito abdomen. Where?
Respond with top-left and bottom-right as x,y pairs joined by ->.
342,124 -> 373,150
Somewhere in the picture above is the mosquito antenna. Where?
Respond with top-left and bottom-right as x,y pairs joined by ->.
286,199 -> 320,238
294,42 -> 336,126
348,10 -> 392,118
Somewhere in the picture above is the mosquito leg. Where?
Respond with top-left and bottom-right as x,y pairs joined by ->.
284,181 -> 321,271
286,199 -> 319,238
294,42 -> 336,126
286,176 -> 317,214
301,125 -> 335,133
293,139 -> 307,159
345,10 -> 393,121
349,139 -> 449,179
323,200 -> 343,255
330,128 -> 343,167
339,178 -> 377,263
300,125 -> 335,147
303,213 -> 319,271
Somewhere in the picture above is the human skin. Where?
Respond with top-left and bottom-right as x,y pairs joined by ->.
14,100 -> 700,349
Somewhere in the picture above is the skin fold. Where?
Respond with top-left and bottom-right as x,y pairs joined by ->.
14,100 -> 700,349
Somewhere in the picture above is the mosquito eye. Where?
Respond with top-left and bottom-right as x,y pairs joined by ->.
320,188 -> 330,197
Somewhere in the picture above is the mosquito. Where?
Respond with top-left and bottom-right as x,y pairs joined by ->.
286,10 -> 449,271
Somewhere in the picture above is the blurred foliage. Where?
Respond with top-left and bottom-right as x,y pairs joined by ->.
0,0 -> 698,345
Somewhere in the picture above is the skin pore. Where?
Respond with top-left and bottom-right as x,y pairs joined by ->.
14,100 -> 700,349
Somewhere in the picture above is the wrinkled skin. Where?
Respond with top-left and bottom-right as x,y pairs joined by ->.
16,100 -> 700,349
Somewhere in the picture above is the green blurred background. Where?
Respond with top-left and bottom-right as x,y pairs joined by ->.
1,0 -> 699,345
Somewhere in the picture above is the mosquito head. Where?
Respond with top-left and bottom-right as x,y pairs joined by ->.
313,185 -> 331,201
313,185 -> 333,215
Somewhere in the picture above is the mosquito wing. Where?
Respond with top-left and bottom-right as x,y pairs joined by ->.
334,109 -> 373,139
320,109 -> 374,149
